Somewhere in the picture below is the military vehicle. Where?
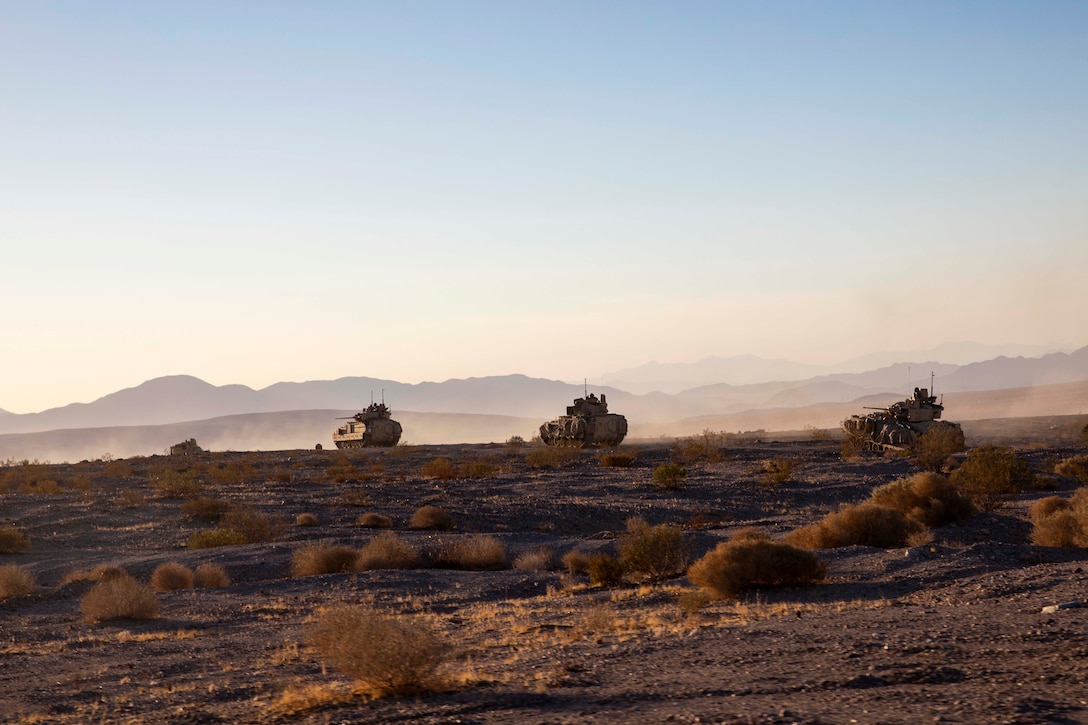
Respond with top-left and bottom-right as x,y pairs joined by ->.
333,402 -> 403,448
539,392 -> 628,447
841,386 -> 959,453
169,438 -> 203,456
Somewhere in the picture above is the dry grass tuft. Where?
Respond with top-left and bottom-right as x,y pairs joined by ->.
524,446 -> 580,470
409,505 -> 454,531
1030,490 -> 1088,548
617,517 -> 690,579
785,503 -> 922,550
308,605 -> 451,698
292,545 -> 359,577
0,525 -> 30,554
950,445 -> 1034,512
193,562 -> 231,588
80,573 -> 160,622
911,421 -> 967,472
181,496 -> 230,521
1031,496 -> 1073,522
513,546 -> 555,572
670,430 -> 726,464
357,512 -> 393,529
586,552 -> 625,587
562,550 -> 591,576
868,472 -> 976,528
62,564 -> 128,585
761,457 -> 795,486
219,506 -> 283,543
599,450 -> 636,468
1054,454 -> 1088,483
0,565 -> 36,600
356,532 -> 422,571
436,535 -> 509,571
187,528 -> 248,550
652,463 -> 687,490
688,534 -> 828,599
295,513 -> 320,527
420,457 -> 458,480
150,562 -> 194,591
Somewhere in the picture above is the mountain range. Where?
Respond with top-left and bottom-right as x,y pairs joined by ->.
1,344 -> 1086,460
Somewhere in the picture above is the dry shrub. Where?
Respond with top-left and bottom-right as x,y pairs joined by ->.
19,478 -> 62,495
335,488 -> 370,507
118,487 -> 148,508
295,513 -> 320,527
102,459 -> 133,477
671,430 -> 726,464
678,588 -> 712,615
586,552 -> 625,587
420,457 -> 458,481
599,450 -> 636,468
308,605 -> 451,698
868,472 -> 976,528
0,565 -> 35,599
208,462 -> 257,486
182,496 -> 230,521
81,573 -> 160,622
150,562 -> 194,591
911,421 -> 967,471
66,475 -> 94,492
220,506 -> 282,543
62,564 -> 128,585
1031,496 -> 1073,522
652,463 -> 687,490
1031,511 -> 1083,548
513,546 -> 555,572
761,457 -> 795,486
187,528 -> 248,550
148,463 -> 202,499
194,563 -> 231,588
506,435 -> 527,449
409,505 -> 453,531
950,445 -> 1035,512
357,512 -> 393,529
292,545 -> 359,577
617,518 -> 690,579
0,525 -> 30,554
356,532 -> 421,571
437,535 -> 508,571
326,463 -> 362,483
460,458 -> 498,478
688,533 -> 828,599
562,550 -> 591,576
785,503 -> 922,550
1055,455 -> 1088,483
525,446 -> 580,470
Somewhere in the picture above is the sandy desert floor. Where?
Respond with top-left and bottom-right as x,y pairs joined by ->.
2,434 -> 1088,724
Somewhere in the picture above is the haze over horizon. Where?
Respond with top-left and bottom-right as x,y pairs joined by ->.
3,2 -> 1086,414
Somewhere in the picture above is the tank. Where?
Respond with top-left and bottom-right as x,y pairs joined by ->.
841,387 -> 960,453
539,392 -> 628,447
332,402 -> 403,448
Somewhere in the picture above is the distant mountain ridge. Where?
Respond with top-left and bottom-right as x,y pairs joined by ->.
1,345 -> 1086,438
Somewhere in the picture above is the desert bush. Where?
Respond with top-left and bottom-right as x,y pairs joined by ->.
219,506 -> 283,543
292,545 -> 359,577
785,503 -> 923,550
506,435 -> 527,449
102,459 -> 134,477
436,535 -> 508,571
326,463 -> 362,483
911,421 -> 967,472
0,565 -> 35,599
804,425 -> 833,442
525,446 -> 580,470
295,513 -> 320,527
840,432 -> 867,459
207,462 -> 258,486
652,463 -> 687,490
677,588 -> 712,615
150,562 -> 194,591
459,458 -> 498,479
599,450 -> 636,468
193,562 -> 231,588
356,532 -> 422,570
182,496 -> 231,521
562,550 -> 591,576
308,605 -> 451,698
80,573 -> 160,622
950,445 -> 1035,512
357,512 -> 393,529
66,475 -> 94,492
617,518 -> 690,579
118,487 -> 148,508
19,478 -> 63,495
513,546 -> 555,572
586,552 -> 626,587
420,457 -> 458,481
1055,454 -> 1088,484
409,505 -> 454,531
187,528 -> 248,550
148,463 -> 202,499
868,472 -> 976,528
335,487 -> 370,507
62,564 -> 128,585
761,457 -> 795,486
1031,511 -> 1083,547
0,525 -> 30,554
687,534 -> 828,599
1031,496 -> 1073,522
670,430 -> 726,464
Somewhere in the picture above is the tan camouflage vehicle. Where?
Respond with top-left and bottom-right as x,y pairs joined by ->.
841,387 -> 960,453
539,392 -> 628,447
169,438 -> 203,456
333,402 -> 403,448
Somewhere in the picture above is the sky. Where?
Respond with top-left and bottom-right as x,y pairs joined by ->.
2,1 -> 1086,414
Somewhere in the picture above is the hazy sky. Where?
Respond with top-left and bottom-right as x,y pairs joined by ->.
2,1 -> 1086,413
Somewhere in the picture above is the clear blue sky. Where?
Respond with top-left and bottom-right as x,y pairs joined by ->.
2,1 -> 1086,412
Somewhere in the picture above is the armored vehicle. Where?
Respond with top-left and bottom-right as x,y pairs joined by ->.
539,392 -> 628,447
333,402 -> 403,448
170,438 -> 203,456
841,387 -> 960,453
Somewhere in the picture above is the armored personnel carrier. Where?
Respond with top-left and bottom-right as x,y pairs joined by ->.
333,402 -> 403,448
539,392 -> 628,447
841,387 -> 959,453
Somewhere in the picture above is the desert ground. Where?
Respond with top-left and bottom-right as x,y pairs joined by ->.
2,421 -> 1088,724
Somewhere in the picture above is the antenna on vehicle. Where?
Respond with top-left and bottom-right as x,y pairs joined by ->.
381,388 -> 385,405
370,390 -> 374,405
584,378 -> 588,397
